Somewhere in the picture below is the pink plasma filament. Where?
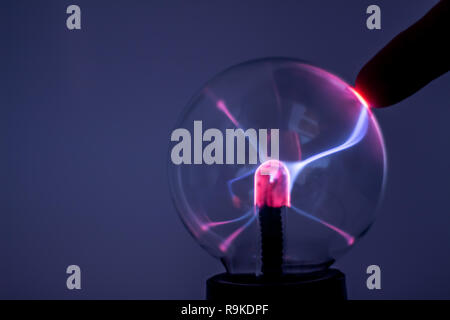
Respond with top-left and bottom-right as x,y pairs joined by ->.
254,160 -> 291,208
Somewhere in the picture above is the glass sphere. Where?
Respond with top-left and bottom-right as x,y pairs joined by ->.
168,58 -> 386,275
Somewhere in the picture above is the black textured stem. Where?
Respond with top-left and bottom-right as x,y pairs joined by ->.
259,205 -> 283,277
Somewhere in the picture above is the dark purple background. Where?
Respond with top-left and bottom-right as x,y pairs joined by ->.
3,0 -> 449,299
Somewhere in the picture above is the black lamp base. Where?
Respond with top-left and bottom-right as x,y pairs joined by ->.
206,269 -> 347,300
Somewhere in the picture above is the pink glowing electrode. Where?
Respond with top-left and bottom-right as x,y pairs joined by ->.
254,160 -> 291,208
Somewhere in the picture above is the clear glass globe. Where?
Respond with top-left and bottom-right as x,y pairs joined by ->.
168,58 -> 386,275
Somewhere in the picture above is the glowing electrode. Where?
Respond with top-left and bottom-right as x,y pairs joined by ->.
254,159 -> 291,276
254,160 -> 291,208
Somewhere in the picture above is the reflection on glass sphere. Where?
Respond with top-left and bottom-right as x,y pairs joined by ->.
168,58 -> 386,275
